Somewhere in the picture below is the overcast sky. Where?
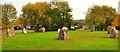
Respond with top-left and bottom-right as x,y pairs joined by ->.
0,0 -> 119,20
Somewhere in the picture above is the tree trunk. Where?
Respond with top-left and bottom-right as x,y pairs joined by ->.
6,27 -> 9,37
68,23 -> 71,30
49,21 -> 52,31
35,24 -> 40,32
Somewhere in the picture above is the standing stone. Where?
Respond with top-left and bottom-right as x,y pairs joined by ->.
58,29 -> 64,40
91,27 -> 95,32
107,26 -> 118,39
82,26 -> 85,30
110,27 -> 113,35
107,26 -> 109,34
110,27 -> 114,38
22,28 -> 27,33
107,26 -> 112,34
41,27 -> 46,32
112,28 -> 118,39
58,27 -> 69,40
84,26 -> 88,30
109,27 -> 115,38
57,29 -> 61,39
114,30 -> 118,39
102,29 -> 105,31
58,29 -> 61,34
62,27 -> 69,40
8,28 -> 15,37
39,27 -> 42,32
71,26 -> 75,30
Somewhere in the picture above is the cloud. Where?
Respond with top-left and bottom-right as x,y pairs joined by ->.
0,0 -> 119,20
67,0 -> 119,20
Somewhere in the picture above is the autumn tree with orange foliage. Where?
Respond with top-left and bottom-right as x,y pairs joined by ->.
21,1 -> 73,31
22,2 -> 50,32
1,4 -> 17,34
15,16 -> 28,27
112,14 -> 120,27
86,5 -> 118,31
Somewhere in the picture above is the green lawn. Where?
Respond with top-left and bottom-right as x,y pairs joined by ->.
2,30 -> 118,50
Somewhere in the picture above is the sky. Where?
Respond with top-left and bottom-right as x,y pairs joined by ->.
0,0 -> 120,20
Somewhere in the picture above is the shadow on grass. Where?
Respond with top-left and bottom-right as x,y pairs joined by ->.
52,38 -> 72,41
103,37 -> 117,39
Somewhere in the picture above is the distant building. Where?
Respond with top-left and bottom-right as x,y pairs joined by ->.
73,19 -> 85,28
73,19 -> 85,23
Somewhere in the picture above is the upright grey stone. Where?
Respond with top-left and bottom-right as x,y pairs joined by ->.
8,28 -> 15,37
58,29 -> 64,40
91,27 -> 95,32
114,30 -> 118,39
107,26 -> 112,34
110,27 -> 115,38
107,26 -> 118,39
62,27 -> 69,40
22,28 -> 27,33
40,27 -> 46,32
112,27 -> 118,39
58,27 -> 69,40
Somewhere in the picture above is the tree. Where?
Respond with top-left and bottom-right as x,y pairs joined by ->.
22,1 -> 73,31
22,2 -> 49,32
85,5 -> 118,30
48,1 -> 73,29
15,16 -> 28,27
112,14 -> 120,27
1,4 -> 17,34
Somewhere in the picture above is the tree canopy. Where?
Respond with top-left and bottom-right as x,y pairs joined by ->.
112,14 -> 120,27
22,2 -> 49,26
22,2 -> 50,31
1,4 -> 17,33
48,1 -> 73,29
21,1 -> 73,31
85,5 -> 118,30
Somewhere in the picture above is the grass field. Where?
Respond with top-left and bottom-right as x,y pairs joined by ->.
2,30 -> 118,50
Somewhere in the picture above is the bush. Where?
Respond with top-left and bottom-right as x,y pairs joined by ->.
14,26 -> 22,30
42,26 -> 60,31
